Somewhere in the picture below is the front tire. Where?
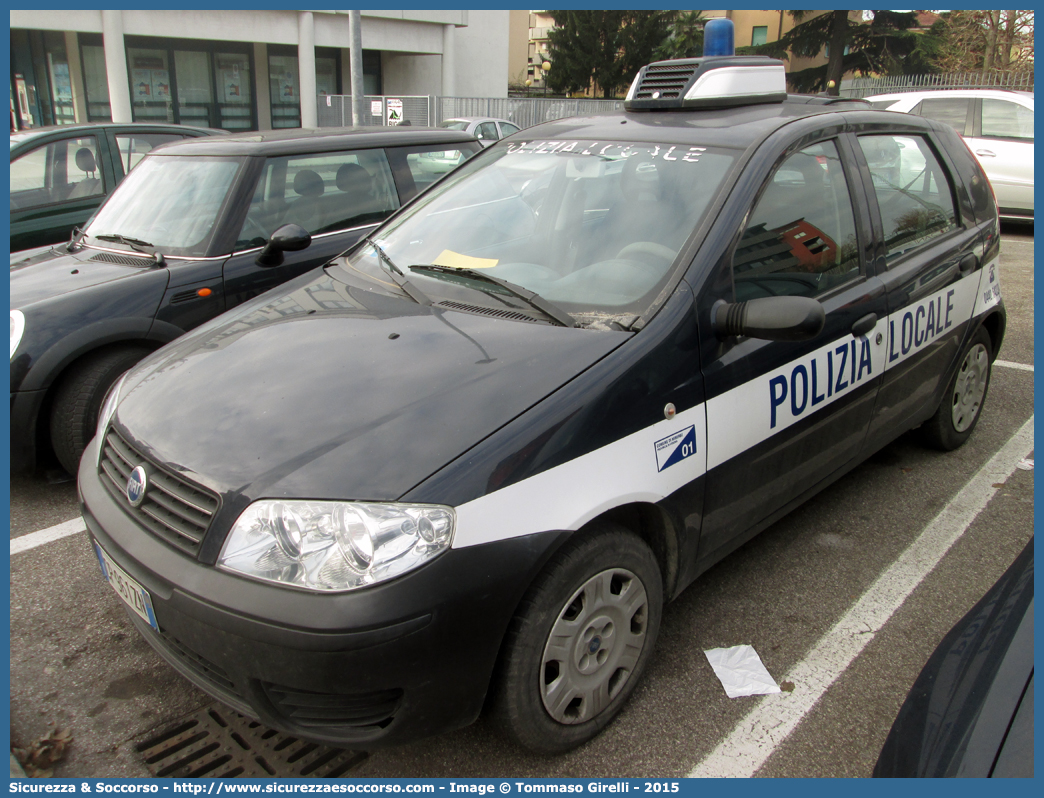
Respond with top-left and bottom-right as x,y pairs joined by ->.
49,346 -> 151,475
492,524 -> 663,753
922,326 -> 992,451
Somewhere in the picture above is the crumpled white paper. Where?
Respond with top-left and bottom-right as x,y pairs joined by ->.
704,645 -> 782,698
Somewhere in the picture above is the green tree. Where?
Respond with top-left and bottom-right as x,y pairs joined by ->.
545,10 -> 674,98
748,10 -> 922,94
654,11 -> 707,60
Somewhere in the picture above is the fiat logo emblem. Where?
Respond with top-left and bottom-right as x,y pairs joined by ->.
126,466 -> 148,508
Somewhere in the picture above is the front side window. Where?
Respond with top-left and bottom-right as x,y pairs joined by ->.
858,134 -> 958,262
10,136 -> 104,210
86,154 -> 243,257
477,122 -> 499,141
115,133 -> 183,174
338,139 -> 736,324
981,99 -> 1033,140
733,140 -> 860,302
236,149 -> 400,250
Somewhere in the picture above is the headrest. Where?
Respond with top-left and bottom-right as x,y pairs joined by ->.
75,147 -> 97,173
336,163 -> 371,193
293,169 -> 325,197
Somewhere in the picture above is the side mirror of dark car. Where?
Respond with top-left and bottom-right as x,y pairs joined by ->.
256,223 -> 312,267
712,295 -> 825,342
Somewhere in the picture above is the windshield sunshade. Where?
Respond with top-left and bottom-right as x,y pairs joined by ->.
339,139 -> 737,323
86,155 -> 243,258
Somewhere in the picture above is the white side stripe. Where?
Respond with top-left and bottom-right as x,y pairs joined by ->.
11,517 -> 87,555
689,415 -> 1033,778
995,359 -> 1034,372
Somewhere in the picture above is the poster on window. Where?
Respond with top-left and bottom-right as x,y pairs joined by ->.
280,71 -> 296,101
152,69 -> 170,100
132,69 -> 153,99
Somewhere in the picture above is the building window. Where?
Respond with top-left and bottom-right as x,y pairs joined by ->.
80,38 -> 112,123
269,48 -> 300,129
751,26 -> 768,46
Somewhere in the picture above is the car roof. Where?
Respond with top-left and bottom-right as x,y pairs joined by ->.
9,121 -> 221,147
148,125 -> 479,156
443,117 -> 514,124
518,95 -> 879,151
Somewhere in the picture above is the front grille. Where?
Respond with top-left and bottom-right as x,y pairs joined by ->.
437,300 -> 540,323
90,251 -> 154,266
263,684 -> 403,730
635,64 -> 698,99
99,428 -> 219,556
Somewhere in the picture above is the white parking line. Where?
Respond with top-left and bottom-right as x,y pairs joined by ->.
994,359 -> 1034,372
689,414 -> 1034,778
10,517 -> 86,556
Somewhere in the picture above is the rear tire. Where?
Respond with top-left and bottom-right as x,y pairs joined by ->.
49,346 -> 151,475
491,524 -> 663,753
921,327 -> 992,451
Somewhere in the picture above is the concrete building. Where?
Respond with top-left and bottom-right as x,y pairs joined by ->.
9,9 -> 510,132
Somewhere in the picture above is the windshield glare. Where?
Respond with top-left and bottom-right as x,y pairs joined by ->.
87,154 -> 243,257
343,139 -> 735,322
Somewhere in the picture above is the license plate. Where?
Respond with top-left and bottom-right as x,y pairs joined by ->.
93,540 -> 159,631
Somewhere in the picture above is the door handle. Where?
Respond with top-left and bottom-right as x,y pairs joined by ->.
975,149 -> 997,157
851,313 -> 877,338
959,253 -> 978,274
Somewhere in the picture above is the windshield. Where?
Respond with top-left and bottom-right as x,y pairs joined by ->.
439,120 -> 469,131
86,154 -> 244,257
337,139 -> 736,324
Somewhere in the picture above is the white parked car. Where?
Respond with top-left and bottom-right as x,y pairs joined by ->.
439,116 -> 522,146
864,89 -> 1033,222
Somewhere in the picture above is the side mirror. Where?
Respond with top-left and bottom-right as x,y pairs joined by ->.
256,223 -> 311,267
712,295 -> 825,342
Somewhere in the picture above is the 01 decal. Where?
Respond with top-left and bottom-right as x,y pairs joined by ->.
655,426 -> 697,472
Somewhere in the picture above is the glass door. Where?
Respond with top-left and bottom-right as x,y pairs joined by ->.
175,50 -> 215,128
269,53 -> 300,129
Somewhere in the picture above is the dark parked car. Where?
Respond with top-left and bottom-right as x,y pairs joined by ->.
11,126 -> 481,474
78,54 -> 1005,753
10,122 -> 222,253
874,538 -> 1033,777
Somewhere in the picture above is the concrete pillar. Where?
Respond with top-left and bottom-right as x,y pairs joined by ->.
101,10 -> 132,123
298,10 -> 317,128
64,31 -> 88,124
254,42 -> 271,130
442,23 -> 455,96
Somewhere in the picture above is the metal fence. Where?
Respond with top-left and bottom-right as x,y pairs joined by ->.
316,95 -> 624,130
840,71 -> 1033,98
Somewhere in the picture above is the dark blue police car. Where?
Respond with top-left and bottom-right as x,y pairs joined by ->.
77,53 -> 1005,753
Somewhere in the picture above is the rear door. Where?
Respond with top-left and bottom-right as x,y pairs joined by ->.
695,131 -> 888,565
964,97 -> 1034,216
853,123 -> 990,451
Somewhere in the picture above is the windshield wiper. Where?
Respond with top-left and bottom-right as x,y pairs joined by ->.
410,264 -> 574,328
93,233 -> 165,266
367,238 -> 431,306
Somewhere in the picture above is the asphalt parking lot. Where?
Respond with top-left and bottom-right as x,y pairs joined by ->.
9,226 -> 1034,778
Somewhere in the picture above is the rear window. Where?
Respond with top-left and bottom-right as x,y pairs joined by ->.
439,121 -> 469,131
867,100 -> 899,110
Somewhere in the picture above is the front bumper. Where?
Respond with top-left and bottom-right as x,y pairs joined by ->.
78,436 -> 564,748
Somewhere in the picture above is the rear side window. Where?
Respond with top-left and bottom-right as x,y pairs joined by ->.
115,133 -> 184,173
981,99 -> 1033,141
236,148 -> 399,249
732,140 -> 861,302
500,122 -> 521,136
858,134 -> 958,262
916,98 -> 972,134
10,136 -> 105,209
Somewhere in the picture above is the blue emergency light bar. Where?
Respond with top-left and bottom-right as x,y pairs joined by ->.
703,18 -> 735,57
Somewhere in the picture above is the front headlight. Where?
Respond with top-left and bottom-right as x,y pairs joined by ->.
218,500 -> 455,592
10,310 -> 25,361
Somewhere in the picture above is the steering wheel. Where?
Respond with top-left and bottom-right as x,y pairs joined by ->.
615,241 -> 676,267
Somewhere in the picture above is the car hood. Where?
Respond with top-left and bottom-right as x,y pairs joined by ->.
114,270 -> 627,503
10,247 -> 157,309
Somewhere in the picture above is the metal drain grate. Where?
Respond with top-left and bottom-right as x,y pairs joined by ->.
135,704 -> 368,778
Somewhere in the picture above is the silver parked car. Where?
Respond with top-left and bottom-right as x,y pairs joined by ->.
438,116 -> 521,146
864,89 -> 1033,222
